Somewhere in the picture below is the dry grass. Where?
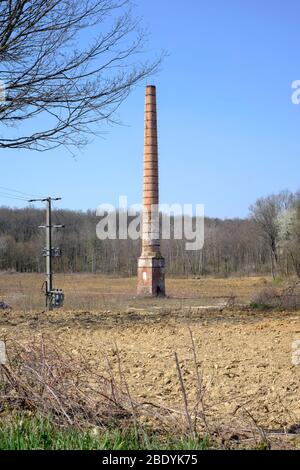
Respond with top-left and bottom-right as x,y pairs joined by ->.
0,272 -> 276,311
0,335 -> 212,437
251,281 -> 300,310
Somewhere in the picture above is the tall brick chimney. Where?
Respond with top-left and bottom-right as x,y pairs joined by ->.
137,85 -> 165,297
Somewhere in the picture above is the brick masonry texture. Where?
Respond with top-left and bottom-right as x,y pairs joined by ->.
137,86 -> 166,297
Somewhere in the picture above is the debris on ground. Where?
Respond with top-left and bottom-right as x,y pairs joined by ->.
0,301 -> 10,310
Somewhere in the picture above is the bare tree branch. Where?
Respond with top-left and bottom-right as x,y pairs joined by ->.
0,0 -> 162,151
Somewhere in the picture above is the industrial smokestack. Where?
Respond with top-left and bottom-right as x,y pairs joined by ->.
137,85 -> 166,297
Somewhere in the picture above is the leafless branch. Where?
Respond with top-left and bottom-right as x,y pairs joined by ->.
0,0 -> 162,151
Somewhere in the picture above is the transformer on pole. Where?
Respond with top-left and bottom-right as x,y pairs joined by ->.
29,196 -> 65,310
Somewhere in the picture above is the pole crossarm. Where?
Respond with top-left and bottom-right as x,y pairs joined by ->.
38,225 -> 65,229
28,197 -> 62,203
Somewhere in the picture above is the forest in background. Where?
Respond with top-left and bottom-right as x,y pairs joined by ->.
0,190 -> 299,278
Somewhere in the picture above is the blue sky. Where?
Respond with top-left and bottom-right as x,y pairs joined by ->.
0,0 -> 299,218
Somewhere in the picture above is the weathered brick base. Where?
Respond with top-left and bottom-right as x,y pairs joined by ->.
137,256 -> 165,297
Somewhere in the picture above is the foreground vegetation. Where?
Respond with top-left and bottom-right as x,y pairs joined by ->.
0,337 -> 212,451
0,414 -> 209,451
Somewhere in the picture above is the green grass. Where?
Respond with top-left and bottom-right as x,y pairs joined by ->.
0,414 -> 210,450
249,302 -> 271,310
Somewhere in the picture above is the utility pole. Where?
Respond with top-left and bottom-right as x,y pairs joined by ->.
46,197 -> 53,297
29,197 -> 64,310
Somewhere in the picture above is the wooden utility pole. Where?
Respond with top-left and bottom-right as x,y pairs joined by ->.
29,197 -> 64,310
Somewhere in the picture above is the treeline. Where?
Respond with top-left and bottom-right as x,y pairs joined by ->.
0,190 -> 299,278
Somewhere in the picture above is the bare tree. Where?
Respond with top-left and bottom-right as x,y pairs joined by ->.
250,191 -> 295,277
291,203 -> 300,277
0,0 -> 161,151
278,201 -> 300,278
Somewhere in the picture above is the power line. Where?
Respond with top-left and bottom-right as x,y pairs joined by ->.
0,186 -> 42,199
0,192 -> 29,202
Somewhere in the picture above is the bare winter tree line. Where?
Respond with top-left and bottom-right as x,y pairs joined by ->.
0,190 -> 299,278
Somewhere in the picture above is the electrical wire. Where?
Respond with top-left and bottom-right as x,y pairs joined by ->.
0,186 -> 43,199
0,192 -> 29,202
